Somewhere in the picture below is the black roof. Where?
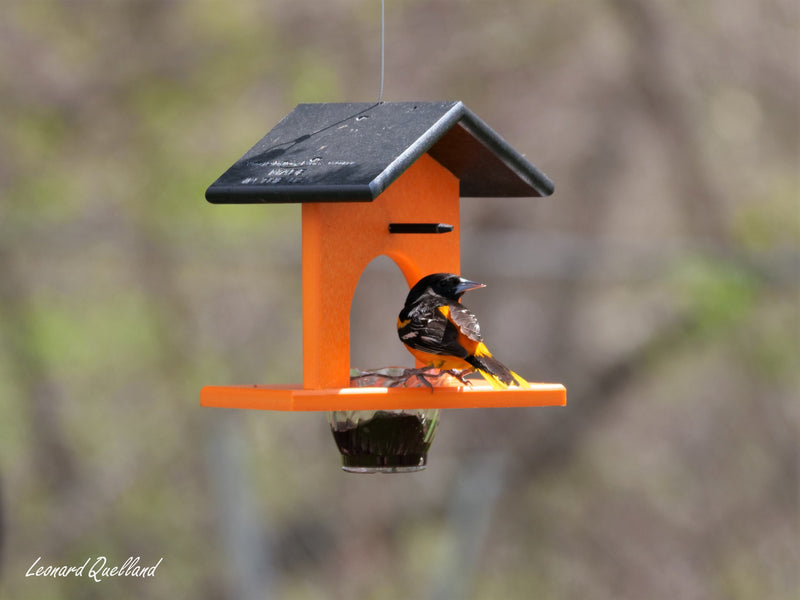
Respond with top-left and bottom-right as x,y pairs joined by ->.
206,101 -> 554,203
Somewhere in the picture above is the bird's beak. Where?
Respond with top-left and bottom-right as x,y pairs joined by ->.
455,278 -> 486,294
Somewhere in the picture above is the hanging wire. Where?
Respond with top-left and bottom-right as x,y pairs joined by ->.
379,0 -> 385,102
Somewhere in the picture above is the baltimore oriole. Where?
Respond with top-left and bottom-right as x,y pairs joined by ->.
397,273 -> 530,389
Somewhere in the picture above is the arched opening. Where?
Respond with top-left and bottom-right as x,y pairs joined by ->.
349,255 -> 413,371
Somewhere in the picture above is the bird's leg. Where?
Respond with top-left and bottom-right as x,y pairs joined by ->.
351,367 -> 440,389
396,367 -> 475,389
389,365 -> 439,389
442,368 -> 474,386
353,366 -> 471,389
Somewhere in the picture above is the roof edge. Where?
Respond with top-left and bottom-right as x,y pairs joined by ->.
206,183 -> 374,204
456,106 -> 555,197
368,101 -> 464,197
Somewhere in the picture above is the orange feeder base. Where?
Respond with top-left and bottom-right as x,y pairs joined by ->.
201,382 -> 566,412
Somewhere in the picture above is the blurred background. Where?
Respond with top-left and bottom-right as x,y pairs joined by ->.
1,0 -> 797,598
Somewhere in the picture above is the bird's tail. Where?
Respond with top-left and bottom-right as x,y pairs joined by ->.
467,350 -> 530,390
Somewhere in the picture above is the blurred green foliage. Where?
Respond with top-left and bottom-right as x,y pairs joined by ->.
675,256 -> 759,337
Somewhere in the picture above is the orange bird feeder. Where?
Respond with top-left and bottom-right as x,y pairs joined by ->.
201,102 -> 566,413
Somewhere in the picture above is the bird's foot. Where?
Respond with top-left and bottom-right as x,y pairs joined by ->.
441,369 -> 473,386
394,367 -> 474,390
350,367 -> 439,389
391,366 -> 439,390
351,367 -> 469,390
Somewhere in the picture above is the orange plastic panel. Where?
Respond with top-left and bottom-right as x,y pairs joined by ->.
201,382 -> 567,411
302,153 -> 460,390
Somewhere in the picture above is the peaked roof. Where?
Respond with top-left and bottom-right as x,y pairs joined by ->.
206,101 -> 554,203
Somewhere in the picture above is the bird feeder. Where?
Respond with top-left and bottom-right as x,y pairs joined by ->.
201,101 -> 566,470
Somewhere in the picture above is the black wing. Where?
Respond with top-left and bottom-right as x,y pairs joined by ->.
398,299 -> 481,358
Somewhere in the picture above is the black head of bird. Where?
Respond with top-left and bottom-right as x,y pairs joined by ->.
404,272 -> 486,305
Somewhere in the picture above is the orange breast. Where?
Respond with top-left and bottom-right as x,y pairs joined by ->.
404,345 -> 473,371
